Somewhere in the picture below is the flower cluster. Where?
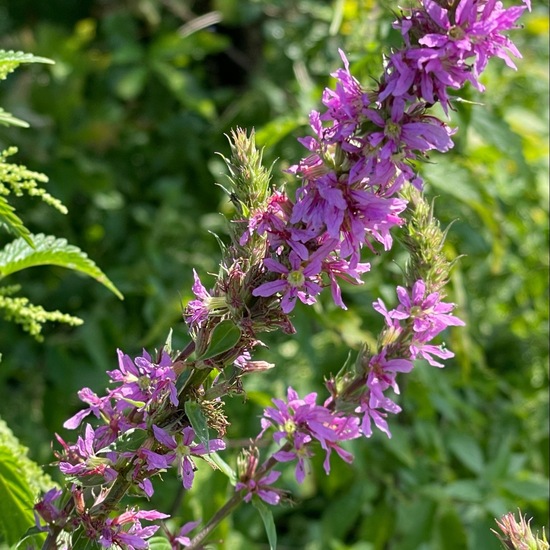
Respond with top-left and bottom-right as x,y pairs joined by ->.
34,487 -> 168,550
243,0 -> 527,316
258,387 -> 361,483
354,279 -> 465,438
34,349 -> 225,548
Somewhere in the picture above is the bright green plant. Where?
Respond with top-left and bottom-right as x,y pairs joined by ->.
0,50 -> 122,343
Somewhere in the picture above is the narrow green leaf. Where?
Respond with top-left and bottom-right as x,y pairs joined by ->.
0,196 -> 33,246
198,319 -> 241,361
0,233 -> 123,299
184,400 -> 210,451
0,446 -> 36,545
206,452 -> 237,484
0,50 -> 54,65
0,107 -> 30,128
252,498 -> 277,550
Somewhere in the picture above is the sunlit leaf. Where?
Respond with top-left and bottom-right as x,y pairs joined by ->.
197,319 -> 241,361
0,233 -> 123,299
0,446 -> 36,545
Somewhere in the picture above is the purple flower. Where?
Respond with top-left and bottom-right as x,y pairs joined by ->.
34,488 -> 64,530
410,341 -> 455,367
236,470 -> 283,505
260,387 -> 360,482
98,508 -> 169,550
394,279 -> 465,342
56,424 -> 118,483
252,248 -> 327,313
108,348 -> 178,413
144,425 -> 225,490
170,520 -> 201,548
184,269 -> 211,327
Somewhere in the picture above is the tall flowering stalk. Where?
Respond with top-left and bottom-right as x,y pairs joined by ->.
29,0 -> 529,548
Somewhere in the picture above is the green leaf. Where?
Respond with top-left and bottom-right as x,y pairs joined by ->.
148,536 -> 173,550
448,432 -> 485,475
198,319 -> 241,361
0,233 -> 123,299
0,107 -> 30,128
0,50 -> 54,65
252,498 -> 277,550
206,452 -> 237,484
184,400 -> 210,451
434,505 -> 468,550
0,196 -> 33,246
255,116 -> 305,148
0,416 -> 56,495
0,50 -> 54,81
0,445 -> 36,545
500,476 -> 550,501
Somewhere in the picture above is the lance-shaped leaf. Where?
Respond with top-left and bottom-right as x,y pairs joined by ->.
0,233 -> 123,299
252,498 -> 277,550
0,107 -> 30,128
197,319 -> 241,361
185,400 -> 210,451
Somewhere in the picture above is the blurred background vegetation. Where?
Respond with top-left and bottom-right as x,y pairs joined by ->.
0,0 -> 548,549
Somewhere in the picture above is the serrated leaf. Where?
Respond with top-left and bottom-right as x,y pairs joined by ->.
0,196 -> 33,246
252,498 -> 277,550
0,233 -> 123,299
0,445 -> 36,545
184,400 -> 210,451
198,319 -> 241,361
0,107 -> 30,128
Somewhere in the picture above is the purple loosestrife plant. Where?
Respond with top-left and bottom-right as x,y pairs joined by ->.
30,0 -> 529,548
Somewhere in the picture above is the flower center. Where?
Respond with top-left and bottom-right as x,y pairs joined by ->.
287,269 -> 305,288
410,305 -> 423,318
283,418 -> 297,435
385,120 -> 401,140
448,25 -> 465,40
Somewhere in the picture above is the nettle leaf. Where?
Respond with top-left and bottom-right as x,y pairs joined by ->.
0,446 -> 36,545
252,498 -> 277,550
184,400 -> 210,451
0,233 -> 123,299
0,196 -> 33,246
198,319 -> 241,361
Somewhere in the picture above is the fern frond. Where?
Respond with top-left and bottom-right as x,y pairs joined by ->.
0,285 -> 83,341
0,234 -> 124,299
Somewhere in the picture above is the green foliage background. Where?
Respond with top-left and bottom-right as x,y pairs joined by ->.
0,0 -> 548,548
